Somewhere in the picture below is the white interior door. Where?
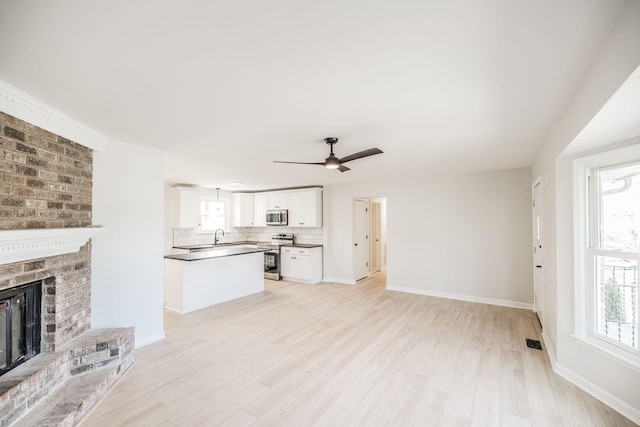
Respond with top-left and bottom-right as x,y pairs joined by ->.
354,199 -> 369,280
533,180 -> 544,329
371,202 -> 382,272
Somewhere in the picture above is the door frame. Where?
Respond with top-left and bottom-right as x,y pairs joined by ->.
353,198 -> 370,280
532,177 -> 544,329
370,201 -> 382,272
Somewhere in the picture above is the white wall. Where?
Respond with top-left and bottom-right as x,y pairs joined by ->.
92,140 -> 165,347
531,1 -> 640,421
324,168 -> 533,307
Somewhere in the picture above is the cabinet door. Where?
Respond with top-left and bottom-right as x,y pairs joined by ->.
232,194 -> 255,226
175,189 -> 201,228
254,194 -> 268,226
281,253 -> 310,280
288,189 -> 322,227
267,192 -> 289,209
288,192 -> 306,226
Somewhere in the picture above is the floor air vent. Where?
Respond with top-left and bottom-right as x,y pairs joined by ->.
526,338 -> 542,350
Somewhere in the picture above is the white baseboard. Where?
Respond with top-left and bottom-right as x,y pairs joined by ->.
385,286 -> 534,310
554,362 -> 640,425
135,331 -> 166,348
541,331 -> 557,367
322,277 -> 356,285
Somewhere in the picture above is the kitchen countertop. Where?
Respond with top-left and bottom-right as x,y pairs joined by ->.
165,247 -> 267,261
173,241 -> 259,250
173,241 -> 323,250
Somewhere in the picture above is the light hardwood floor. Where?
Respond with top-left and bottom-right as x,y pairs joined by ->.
79,273 -> 637,426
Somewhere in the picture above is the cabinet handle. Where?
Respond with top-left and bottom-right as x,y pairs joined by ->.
299,222 -> 304,225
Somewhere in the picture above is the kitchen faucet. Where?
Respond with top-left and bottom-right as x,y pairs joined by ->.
214,229 -> 225,245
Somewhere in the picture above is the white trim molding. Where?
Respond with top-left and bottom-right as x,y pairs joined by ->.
135,331 -> 166,349
386,285 -> 534,310
0,227 -> 103,265
554,362 -> 640,425
322,277 -> 357,285
0,80 -> 109,152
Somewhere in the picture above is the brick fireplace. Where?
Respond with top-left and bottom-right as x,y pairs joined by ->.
0,111 -> 134,425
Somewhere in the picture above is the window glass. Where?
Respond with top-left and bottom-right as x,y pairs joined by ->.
200,200 -> 226,231
592,161 -> 640,351
595,256 -> 638,350
598,163 -> 640,252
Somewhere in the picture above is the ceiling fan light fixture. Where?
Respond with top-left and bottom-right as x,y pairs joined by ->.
325,156 -> 340,169
273,136 -> 383,173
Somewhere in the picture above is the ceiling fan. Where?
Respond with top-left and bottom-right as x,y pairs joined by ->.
274,137 -> 383,173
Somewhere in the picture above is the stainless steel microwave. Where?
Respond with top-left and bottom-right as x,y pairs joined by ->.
266,209 -> 288,226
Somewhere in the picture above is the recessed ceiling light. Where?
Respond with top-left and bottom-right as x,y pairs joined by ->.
230,182 -> 244,186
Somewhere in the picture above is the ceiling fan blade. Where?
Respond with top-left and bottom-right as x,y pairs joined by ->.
337,165 -> 351,173
339,148 -> 383,164
273,161 -> 325,165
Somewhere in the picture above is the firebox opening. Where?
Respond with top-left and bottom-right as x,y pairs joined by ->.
0,280 -> 42,377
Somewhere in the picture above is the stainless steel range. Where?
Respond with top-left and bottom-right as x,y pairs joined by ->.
258,233 -> 294,280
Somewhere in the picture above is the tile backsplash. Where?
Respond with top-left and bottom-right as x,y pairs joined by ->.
173,226 -> 323,247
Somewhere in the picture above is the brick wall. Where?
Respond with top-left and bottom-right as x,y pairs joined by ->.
0,110 -> 94,351
0,111 -> 93,230
0,243 -> 92,352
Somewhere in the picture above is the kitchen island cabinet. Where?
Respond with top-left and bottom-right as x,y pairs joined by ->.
164,248 -> 265,313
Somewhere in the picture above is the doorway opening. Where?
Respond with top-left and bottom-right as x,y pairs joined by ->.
353,197 -> 387,282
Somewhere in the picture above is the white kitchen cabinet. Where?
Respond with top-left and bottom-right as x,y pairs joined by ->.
254,194 -> 268,226
280,246 -> 323,284
288,189 -> 322,227
267,192 -> 289,209
232,193 -> 255,226
174,188 -> 201,228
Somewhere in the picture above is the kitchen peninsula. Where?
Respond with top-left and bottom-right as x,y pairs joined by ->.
164,247 -> 266,313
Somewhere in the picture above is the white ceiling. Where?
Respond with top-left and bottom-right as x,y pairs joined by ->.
0,0 -> 629,191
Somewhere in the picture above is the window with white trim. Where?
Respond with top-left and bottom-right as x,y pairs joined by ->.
589,162 -> 639,350
200,191 -> 231,232
576,143 -> 640,364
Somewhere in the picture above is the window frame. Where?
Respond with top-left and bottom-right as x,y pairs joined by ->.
573,141 -> 640,370
199,194 -> 231,233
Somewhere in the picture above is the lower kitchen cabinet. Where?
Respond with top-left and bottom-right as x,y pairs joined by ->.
280,246 -> 322,284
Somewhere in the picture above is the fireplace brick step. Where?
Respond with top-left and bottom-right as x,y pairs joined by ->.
10,363 -> 126,427
0,327 -> 134,427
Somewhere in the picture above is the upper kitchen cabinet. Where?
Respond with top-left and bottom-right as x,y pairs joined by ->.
267,192 -> 288,209
232,193 -> 255,227
254,194 -> 268,226
288,188 -> 322,227
174,187 -> 201,228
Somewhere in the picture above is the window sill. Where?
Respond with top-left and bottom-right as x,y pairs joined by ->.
570,334 -> 640,374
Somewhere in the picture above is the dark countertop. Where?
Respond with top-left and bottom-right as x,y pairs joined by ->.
165,247 -> 267,262
173,241 -> 323,250
173,241 -> 259,250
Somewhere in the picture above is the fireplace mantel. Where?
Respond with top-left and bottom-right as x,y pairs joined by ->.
0,227 -> 103,265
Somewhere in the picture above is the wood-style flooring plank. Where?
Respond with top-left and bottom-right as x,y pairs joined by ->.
78,272 -> 637,427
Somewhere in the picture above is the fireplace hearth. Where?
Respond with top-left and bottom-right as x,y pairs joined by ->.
0,280 -> 42,377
